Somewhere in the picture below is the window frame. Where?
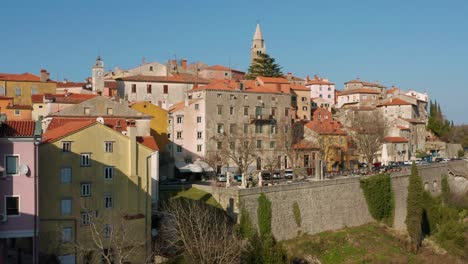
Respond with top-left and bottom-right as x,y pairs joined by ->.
104,167 -> 114,180
5,195 -> 20,216
4,155 -> 19,176
61,141 -> 72,152
60,167 -> 72,183
104,195 -> 113,209
62,227 -> 72,242
80,183 -> 91,197
61,199 -> 72,215
104,141 -> 114,153
80,153 -> 91,167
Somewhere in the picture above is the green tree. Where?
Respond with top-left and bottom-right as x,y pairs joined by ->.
406,162 -> 424,252
246,53 -> 283,79
257,193 -> 272,238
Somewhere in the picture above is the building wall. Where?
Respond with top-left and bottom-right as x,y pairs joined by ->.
3,108 -> 32,121
1,81 -> 56,105
0,140 -> 37,238
293,90 -> 311,120
118,80 -> 194,109
39,124 -> 152,263
131,102 -> 170,150
308,84 -> 335,104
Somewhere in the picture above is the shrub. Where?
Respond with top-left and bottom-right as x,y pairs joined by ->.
441,175 -> 450,204
239,207 -> 255,240
257,193 -> 272,238
406,162 -> 423,252
293,201 -> 302,228
360,174 -> 394,225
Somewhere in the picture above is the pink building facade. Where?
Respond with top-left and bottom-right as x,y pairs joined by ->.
0,120 -> 40,263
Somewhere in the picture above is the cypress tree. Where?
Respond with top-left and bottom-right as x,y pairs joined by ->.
246,53 -> 283,80
406,162 -> 424,252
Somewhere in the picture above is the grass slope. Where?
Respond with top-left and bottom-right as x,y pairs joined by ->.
281,223 -> 465,264
161,187 -> 221,208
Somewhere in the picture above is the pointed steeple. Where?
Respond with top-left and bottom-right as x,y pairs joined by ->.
250,23 -> 266,63
253,23 -> 263,40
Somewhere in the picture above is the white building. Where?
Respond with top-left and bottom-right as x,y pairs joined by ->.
306,75 -> 335,106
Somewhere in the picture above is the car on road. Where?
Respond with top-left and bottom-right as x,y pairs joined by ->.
233,174 -> 242,182
284,169 -> 294,179
217,175 -> 227,182
261,172 -> 271,180
272,172 -> 281,179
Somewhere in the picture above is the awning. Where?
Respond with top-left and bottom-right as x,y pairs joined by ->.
194,160 -> 214,172
175,161 -> 203,173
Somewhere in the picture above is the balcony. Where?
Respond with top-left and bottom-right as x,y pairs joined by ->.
250,114 -> 276,124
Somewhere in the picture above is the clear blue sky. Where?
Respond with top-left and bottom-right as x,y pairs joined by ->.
1,0 -> 467,123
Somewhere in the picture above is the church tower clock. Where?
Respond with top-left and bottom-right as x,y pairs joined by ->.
92,56 -> 105,94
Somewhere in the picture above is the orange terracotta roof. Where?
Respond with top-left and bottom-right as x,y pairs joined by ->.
257,76 -> 290,84
384,136 -> 408,143
338,88 -> 381,96
42,120 -> 95,143
119,73 -> 210,84
0,73 -> 41,82
387,87 -> 400,94
56,81 -> 87,88
6,104 -> 33,110
203,65 -> 244,73
306,75 -> 334,85
33,93 -> 97,104
168,101 -> 186,113
47,117 -> 128,132
290,83 -> 309,91
377,98 -> 413,107
0,120 -> 36,137
137,136 -> 159,151
31,94 -> 43,103
293,140 -> 319,150
345,79 -> 384,87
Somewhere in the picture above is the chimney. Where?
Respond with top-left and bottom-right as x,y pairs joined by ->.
40,69 -> 50,82
181,59 -> 187,70
63,79 -> 68,84
287,72 -> 292,80
306,75 -> 310,82
127,120 -> 137,176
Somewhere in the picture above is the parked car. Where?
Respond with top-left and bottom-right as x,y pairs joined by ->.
272,172 -> 281,179
261,172 -> 271,180
233,174 -> 242,182
160,178 -> 182,185
284,169 -> 294,179
217,175 -> 227,182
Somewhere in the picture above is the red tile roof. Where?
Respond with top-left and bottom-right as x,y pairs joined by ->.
137,136 -> 159,151
47,117 -> 127,132
42,120 -> 95,142
384,136 -> 408,143
0,73 -> 41,82
257,76 -> 290,84
32,93 -> 97,104
119,73 -> 210,84
293,140 -> 319,150
397,126 -> 411,130
6,104 -> 33,110
290,83 -> 309,91
377,98 -> 413,107
203,65 -> 244,73
0,120 -> 36,137
305,75 -> 334,85
305,108 -> 347,135
0,96 -> 13,100
338,88 -> 381,96
56,81 -> 87,88
168,101 -> 186,113
387,87 -> 400,94
192,79 -> 289,94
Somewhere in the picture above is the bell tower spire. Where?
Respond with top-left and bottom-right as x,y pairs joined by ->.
250,23 -> 266,63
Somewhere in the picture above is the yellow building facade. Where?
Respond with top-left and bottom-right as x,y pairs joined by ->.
39,122 -> 154,263
130,101 -> 169,150
0,80 -> 56,105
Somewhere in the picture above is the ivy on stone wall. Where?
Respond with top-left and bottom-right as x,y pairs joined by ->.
257,193 -> 272,238
406,163 -> 424,252
292,201 -> 302,228
359,173 -> 394,226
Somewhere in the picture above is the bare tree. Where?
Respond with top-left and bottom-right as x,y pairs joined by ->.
159,198 -> 244,264
72,208 -> 148,264
279,120 -> 304,172
208,122 -> 261,176
348,110 -> 387,170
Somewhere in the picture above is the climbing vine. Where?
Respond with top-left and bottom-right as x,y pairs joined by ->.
360,173 -> 394,226
292,201 -> 302,228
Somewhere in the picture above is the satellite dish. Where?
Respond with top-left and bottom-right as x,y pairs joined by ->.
96,117 -> 104,124
18,164 -> 29,176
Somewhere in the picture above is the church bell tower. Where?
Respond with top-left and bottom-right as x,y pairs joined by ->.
92,56 -> 105,94
250,24 -> 266,63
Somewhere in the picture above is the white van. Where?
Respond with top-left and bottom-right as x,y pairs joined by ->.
284,169 -> 294,179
